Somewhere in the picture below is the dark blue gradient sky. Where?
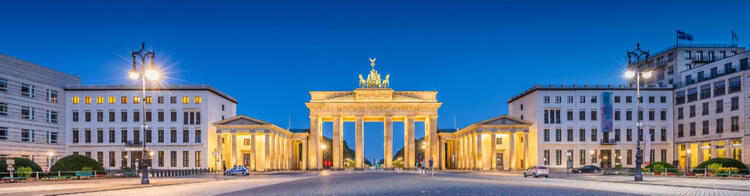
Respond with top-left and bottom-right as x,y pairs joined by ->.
2,0 -> 748,160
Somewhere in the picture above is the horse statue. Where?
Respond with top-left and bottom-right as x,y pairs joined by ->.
358,74 -> 367,88
382,74 -> 390,88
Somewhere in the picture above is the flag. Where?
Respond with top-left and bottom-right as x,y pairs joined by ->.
677,30 -> 693,41
732,30 -> 739,42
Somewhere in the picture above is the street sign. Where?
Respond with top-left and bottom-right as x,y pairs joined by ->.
6,159 -> 14,165
7,166 -> 14,171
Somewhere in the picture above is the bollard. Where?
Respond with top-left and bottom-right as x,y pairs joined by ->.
94,170 -> 97,178
36,172 -> 39,180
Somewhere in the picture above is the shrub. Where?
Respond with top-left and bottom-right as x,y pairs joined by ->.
50,155 -> 104,172
0,158 -> 42,176
16,166 -> 33,178
615,164 -> 622,170
392,160 -> 403,169
707,163 -> 722,174
645,162 -> 675,172
693,158 -> 748,174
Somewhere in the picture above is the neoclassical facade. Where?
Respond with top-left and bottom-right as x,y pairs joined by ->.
439,115 -> 533,170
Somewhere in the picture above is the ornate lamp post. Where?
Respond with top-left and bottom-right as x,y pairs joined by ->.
128,42 -> 159,185
625,43 -> 652,182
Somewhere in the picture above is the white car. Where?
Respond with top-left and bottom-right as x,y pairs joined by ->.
523,166 -> 549,178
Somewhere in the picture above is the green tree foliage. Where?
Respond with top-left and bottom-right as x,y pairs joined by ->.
50,155 -> 104,172
0,158 -> 42,176
693,158 -> 748,174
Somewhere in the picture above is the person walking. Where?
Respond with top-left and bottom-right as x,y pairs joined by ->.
429,158 -> 434,177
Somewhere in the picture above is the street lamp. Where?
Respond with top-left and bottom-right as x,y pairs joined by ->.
128,42 -> 158,185
625,43 -> 651,182
686,149 -> 692,173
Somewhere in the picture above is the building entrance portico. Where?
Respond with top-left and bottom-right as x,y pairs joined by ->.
305,59 -> 442,170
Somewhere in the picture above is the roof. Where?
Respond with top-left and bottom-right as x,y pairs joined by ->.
507,84 -> 673,103
213,115 -> 274,126
450,115 -> 533,135
290,129 -> 310,133
65,84 -> 237,103
438,128 -> 458,133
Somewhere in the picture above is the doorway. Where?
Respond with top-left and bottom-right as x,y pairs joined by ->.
496,152 -> 504,170
243,153 -> 251,168
600,150 -> 612,168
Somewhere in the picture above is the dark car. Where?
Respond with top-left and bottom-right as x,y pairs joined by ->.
572,165 -> 601,173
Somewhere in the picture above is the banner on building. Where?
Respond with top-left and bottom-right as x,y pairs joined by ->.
601,92 -> 613,133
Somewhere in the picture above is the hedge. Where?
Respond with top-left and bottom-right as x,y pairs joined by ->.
692,158 -> 748,174
50,155 -> 104,172
0,158 -> 42,176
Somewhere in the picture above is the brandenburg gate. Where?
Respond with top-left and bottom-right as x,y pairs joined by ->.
305,58 -> 442,169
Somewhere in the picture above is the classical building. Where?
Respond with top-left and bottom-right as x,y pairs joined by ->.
508,85 -> 675,169
64,85 -> 237,169
212,115 -> 308,171
626,44 -> 744,87
0,53 -> 81,169
673,51 -> 750,168
305,58 -> 441,170
439,115 -> 532,171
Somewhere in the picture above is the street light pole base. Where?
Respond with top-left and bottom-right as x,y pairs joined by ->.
141,178 -> 150,184
634,174 -> 643,181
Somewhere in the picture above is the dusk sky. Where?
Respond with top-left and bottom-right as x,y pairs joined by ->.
2,0 -> 748,160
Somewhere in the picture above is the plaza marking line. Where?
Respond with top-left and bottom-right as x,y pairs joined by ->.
547,175 -> 750,193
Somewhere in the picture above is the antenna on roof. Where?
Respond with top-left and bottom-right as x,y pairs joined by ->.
287,115 -> 291,130
453,113 -> 456,129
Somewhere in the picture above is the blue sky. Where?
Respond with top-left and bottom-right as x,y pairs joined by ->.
1,0 -> 748,160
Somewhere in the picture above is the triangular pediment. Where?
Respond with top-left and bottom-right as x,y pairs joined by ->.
213,115 -> 271,125
476,115 -> 532,126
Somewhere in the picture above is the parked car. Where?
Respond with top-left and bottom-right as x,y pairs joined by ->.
523,166 -> 549,178
572,165 -> 601,173
225,166 -> 249,176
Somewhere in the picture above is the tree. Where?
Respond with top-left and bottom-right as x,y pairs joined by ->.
50,155 -> 104,172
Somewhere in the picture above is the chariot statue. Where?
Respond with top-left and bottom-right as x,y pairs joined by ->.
358,58 -> 390,88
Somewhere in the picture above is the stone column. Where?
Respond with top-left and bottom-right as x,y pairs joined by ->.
424,119 -> 431,166
302,138 -> 308,170
509,132 -> 516,170
216,132 -> 223,171
255,133 -> 266,171
231,132 -> 237,167
309,116 -> 319,169
524,132 -> 529,169
488,132 -> 496,170
439,139 -> 445,170
406,116 -> 416,169
250,133 -> 256,170
468,133 -> 474,169
265,133 -> 271,170
476,133 -> 482,170
429,116 -> 439,168
333,116 -> 342,169
353,116 -> 363,169
383,116 -> 392,169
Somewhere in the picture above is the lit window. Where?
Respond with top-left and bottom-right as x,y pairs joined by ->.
72,96 -> 80,104
133,96 -> 140,104
108,96 -> 116,104
146,96 -> 152,104
182,96 -> 189,104
96,96 -> 103,104
121,96 -> 128,104
194,96 -> 202,104
84,96 -> 91,104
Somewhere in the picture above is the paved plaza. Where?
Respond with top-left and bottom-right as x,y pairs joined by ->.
1,171 -> 749,195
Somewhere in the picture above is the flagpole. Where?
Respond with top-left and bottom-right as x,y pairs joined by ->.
676,30 -> 679,48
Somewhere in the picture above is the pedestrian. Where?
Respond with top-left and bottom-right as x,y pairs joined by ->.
429,158 -> 434,177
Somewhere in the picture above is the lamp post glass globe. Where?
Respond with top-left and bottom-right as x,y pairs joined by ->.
321,145 -> 326,149
145,69 -> 159,80
129,71 -> 140,80
642,71 -> 653,79
624,70 -> 636,78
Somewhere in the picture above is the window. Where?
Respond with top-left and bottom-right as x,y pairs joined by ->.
627,150 -> 633,165
96,96 -> 103,104
579,96 -> 585,103
96,111 -> 103,122
675,91 -> 685,105
590,111 -> 597,121
660,110 -> 667,121
184,112 -> 188,125
108,111 -> 115,122
731,97 -> 739,111
157,129 -> 164,143
689,122 -> 696,136
615,150 -> 621,164
543,109 -> 560,124
661,149 -> 667,163
158,151 -> 165,167
21,129 -> 34,142
194,129 -> 201,143
47,110 -> 58,123
677,124 -> 684,137
614,96 -> 620,103
145,96 -> 152,104
72,129 -> 79,143
133,111 -> 140,122
638,110 -> 643,120
157,111 -> 164,122
579,129 -> 585,142
566,110 -> 573,121
625,110 -> 632,121
170,111 -> 177,122
157,96 -> 164,104
109,129 -> 115,143
72,111 -> 78,122
648,96 -> 654,103
73,96 -> 81,104
108,96 -> 115,104
614,110 -> 620,120
660,129 -> 666,141
555,150 -> 562,165
579,150 -> 586,165
701,102 -> 709,116
121,96 -> 128,104
183,129 -> 189,143
194,96 -> 202,104
97,129 -> 103,143
133,96 -> 140,104
145,111 -> 152,122
84,96 -> 91,104
0,78 -> 6,92
170,151 -> 177,167
170,129 -> 177,143
626,129 -> 632,141
84,129 -> 91,143
591,96 -> 597,103
21,106 -> 34,120
179,151 -> 189,167
519,104 -> 523,110
648,110 -> 654,121
0,127 -> 7,140
567,96 -> 573,103
182,96 -> 190,104
625,96 -> 632,103
567,129 -> 573,142
579,110 -> 585,121
48,131 -> 58,144
614,129 -> 620,141
729,77 -> 741,93
21,83 -> 35,98
555,96 -> 561,103
97,152 -> 103,165
716,100 -> 724,113
591,129 -> 597,141
731,116 -> 739,132
716,118 -> 724,133
555,129 -> 562,142
689,105 -> 695,117
109,151 -> 116,167
47,90 -> 58,103
121,111 -> 128,122
687,88 -> 697,102
543,129 -> 550,142
121,129 -> 128,143
660,96 -> 667,103
543,150 -> 550,165
700,85 -> 711,100
170,96 -> 177,104
649,129 -> 655,142
677,107 -> 683,119
145,129 -> 152,143
195,151 -> 201,167
84,111 -> 91,122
